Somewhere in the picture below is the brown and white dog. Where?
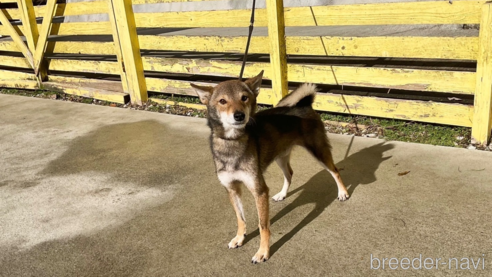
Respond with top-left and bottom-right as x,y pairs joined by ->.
191,71 -> 349,264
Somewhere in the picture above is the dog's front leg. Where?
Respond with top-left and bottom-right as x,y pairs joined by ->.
249,181 -> 270,263
226,184 -> 247,249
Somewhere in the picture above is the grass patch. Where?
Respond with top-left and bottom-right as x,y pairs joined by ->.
321,113 -> 471,147
150,93 -> 202,104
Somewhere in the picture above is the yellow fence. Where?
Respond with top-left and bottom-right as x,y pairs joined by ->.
0,0 -> 491,145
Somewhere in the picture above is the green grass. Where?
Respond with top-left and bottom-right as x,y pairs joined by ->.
320,113 -> 471,147
150,93 -> 202,104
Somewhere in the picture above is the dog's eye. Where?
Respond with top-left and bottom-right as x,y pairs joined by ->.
219,99 -> 227,105
241,95 -> 248,102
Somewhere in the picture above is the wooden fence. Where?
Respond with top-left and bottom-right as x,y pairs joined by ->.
0,0 -> 491,145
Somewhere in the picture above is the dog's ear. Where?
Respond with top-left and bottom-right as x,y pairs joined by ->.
191,83 -> 214,105
245,70 -> 263,96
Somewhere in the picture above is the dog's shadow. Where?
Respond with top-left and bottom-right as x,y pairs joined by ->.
244,141 -> 394,256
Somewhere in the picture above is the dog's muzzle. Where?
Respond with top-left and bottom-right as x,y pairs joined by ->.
234,112 -> 246,123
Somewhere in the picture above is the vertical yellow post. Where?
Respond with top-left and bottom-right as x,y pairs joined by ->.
17,0 -> 38,52
108,0 -> 147,105
107,0 -> 128,93
472,3 -> 492,146
32,0 -> 56,80
0,7 -> 34,68
266,0 -> 288,104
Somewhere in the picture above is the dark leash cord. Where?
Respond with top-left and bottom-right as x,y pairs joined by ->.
239,0 -> 257,81
237,1 -> 357,162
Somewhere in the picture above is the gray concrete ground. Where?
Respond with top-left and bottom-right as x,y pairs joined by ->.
1,93 -> 491,276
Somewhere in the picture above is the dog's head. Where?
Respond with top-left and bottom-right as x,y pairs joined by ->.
191,71 -> 263,137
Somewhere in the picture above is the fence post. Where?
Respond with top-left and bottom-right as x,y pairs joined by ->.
0,5 -> 34,69
108,0 -> 147,105
472,3 -> 492,146
107,1 -> 128,94
32,0 -> 56,81
17,0 -> 38,53
266,0 -> 288,104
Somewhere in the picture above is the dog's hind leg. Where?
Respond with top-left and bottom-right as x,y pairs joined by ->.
272,151 -> 293,201
226,184 -> 247,249
307,139 -> 350,201
321,156 -> 350,201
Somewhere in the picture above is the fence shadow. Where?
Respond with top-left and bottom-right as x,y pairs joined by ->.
244,142 -> 394,256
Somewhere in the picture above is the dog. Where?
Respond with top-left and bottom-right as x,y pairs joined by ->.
191,71 -> 349,264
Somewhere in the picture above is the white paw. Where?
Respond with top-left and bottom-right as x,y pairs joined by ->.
251,248 -> 269,264
228,234 -> 246,249
338,191 -> 350,201
272,192 -> 287,202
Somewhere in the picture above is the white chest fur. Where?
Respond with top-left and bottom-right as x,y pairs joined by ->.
217,170 -> 256,190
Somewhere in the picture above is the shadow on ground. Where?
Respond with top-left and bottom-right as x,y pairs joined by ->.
244,142 -> 394,256
40,119 -> 207,187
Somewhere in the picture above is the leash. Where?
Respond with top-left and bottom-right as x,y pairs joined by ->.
238,0 -> 257,81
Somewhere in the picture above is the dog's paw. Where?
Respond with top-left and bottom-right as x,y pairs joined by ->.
272,192 -> 287,202
251,248 -> 269,264
338,191 -> 350,201
228,234 -> 246,249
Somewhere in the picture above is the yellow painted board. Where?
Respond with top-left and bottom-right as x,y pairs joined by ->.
48,59 -> 120,75
5,1 -> 108,20
0,69 -> 37,80
152,83 -> 473,127
5,35 -> 472,60
313,93 -> 474,127
142,56 -> 267,78
0,79 -> 39,89
287,36 -> 479,60
135,9 -> 268,28
472,3 -> 492,145
0,26 -> 14,35
0,22 -> 112,36
258,87 -> 473,126
47,75 -> 124,93
150,97 -> 206,110
42,82 -> 129,104
146,77 -> 275,105
142,57 -> 475,94
146,77 -> 204,96
0,41 -> 17,51
139,35 -> 270,53
284,1 -> 484,26
287,64 -> 476,94
0,40 -> 116,55
137,35 -> 478,60
47,76 -> 120,88
51,22 -> 113,35
50,41 -> 116,55
48,75 -> 112,84
0,55 -> 31,68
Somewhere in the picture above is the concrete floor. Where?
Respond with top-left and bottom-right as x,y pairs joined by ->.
0,93 -> 491,276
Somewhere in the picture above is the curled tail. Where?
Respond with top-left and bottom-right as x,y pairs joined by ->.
276,83 -> 317,108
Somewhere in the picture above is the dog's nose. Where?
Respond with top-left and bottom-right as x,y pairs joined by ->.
234,112 -> 245,122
